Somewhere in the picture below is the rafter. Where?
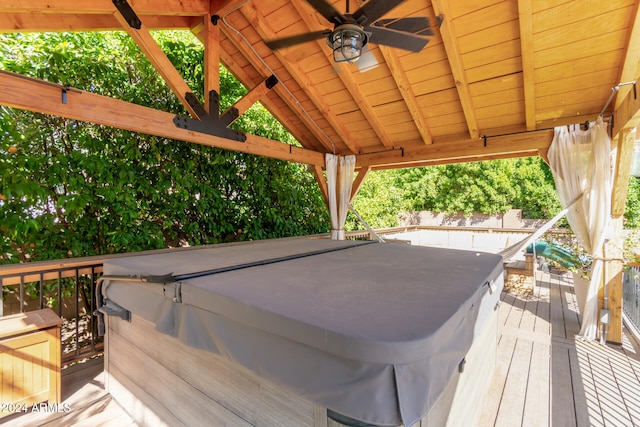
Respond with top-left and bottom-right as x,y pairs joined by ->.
237,2 -> 362,154
378,45 -> 433,144
0,71 -> 324,165
431,0 -> 479,139
357,129 -> 553,168
517,0 -> 536,130
214,25 -> 339,154
113,9 -> 201,119
290,0 -> 395,150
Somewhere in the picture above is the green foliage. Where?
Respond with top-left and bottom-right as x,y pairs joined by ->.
0,31 -> 327,263
347,157 -> 564,229
346,170 -> 408,230
624,177 -> 640,229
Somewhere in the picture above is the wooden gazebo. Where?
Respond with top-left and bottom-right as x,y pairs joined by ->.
1,0 -> 639,343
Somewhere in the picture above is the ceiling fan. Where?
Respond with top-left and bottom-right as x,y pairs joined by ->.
264,0 -> 438,64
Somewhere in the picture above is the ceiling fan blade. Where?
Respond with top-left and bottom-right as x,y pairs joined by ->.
264,30 -> 331,50
366,26 -> 429,52
373,17 -> 434,36
307,0 -> 345,24
352,0 -> 405,25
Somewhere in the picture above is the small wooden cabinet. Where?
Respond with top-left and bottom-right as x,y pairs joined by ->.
0,308 -> 62,417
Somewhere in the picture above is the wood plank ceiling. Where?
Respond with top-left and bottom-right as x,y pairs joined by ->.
0,0 -> 639,171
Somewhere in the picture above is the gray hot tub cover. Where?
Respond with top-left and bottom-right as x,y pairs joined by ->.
101,238 -> 503,426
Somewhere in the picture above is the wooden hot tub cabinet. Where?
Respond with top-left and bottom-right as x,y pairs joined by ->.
0,308 -> 61,418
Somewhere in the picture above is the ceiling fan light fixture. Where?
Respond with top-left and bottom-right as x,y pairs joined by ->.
328,24 -> 368,63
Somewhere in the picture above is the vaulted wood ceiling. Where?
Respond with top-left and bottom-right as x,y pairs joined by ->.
1,0 -> 639,174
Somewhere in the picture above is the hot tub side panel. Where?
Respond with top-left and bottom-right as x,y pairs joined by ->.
105,301 -> 499,427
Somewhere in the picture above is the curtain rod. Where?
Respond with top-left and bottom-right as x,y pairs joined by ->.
599,81 -> 636,118
482,116 -> 613,144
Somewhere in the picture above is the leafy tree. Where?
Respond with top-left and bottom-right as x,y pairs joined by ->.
624,177 -> 640,229
0,31 -> 328,264
399,160 -> 519,216
347,170 -> 408,230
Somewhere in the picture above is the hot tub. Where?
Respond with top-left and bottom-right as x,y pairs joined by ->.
99,238 -> 503,426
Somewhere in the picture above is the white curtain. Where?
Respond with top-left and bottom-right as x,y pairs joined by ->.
547,117 -> 612,340
326,153 -> 356,240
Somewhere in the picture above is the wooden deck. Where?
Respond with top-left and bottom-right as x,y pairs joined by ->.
0,355 -> 134,427
3,270 -> 640,427
481,270 -> 640,427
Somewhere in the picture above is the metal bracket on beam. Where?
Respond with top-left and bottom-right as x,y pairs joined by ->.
265,75 -> 279,90
173,90 -> 247,142
112,0 -> 142,29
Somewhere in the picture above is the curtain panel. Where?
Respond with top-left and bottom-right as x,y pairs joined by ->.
547,117 -> 612,339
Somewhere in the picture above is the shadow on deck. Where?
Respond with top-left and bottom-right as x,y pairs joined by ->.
3,270 -> 640,426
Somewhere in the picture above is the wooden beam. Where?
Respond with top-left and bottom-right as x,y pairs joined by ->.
222,77 -> 277,123
113,10 -> 201,119
370,150 -> 540,170
237,2 -> 362,154
350,166 -> 371,203
0,14 -> 192,32
0,0 -> 209,15
290,0 -> 395,150
357,130 -> 553,168
379,45 -> 433,145
0,71 -> 324,165
517,0 -> 536,130
211,0 -> 249,17
430,0 -> 479,139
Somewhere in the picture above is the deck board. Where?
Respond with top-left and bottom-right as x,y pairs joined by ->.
4,269 -> 640,427
1,356 -> 134,427
483,270 -> 640,427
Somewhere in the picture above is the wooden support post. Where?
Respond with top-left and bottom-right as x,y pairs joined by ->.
204,11 -> 220,113
602,217 -> 624,344
603,127 -> 637,344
